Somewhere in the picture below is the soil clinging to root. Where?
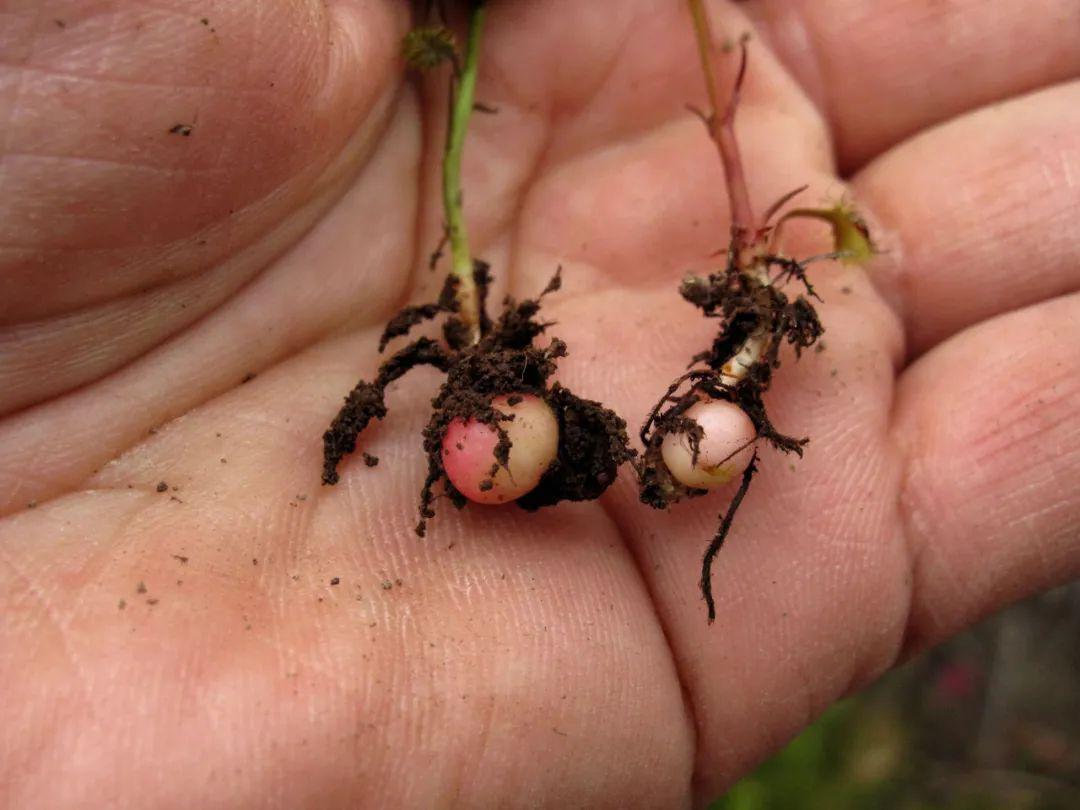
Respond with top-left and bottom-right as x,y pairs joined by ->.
636,249 -> 823,511
322,264 -> 634,536
635,245 -> 824,622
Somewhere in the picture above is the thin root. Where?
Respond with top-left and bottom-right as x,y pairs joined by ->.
701,450 -> 759,623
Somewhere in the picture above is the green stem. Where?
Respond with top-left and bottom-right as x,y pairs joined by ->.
442,3 -> 486,345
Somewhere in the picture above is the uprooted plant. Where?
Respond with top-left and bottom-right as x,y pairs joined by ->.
322,1 -> 634,536
636,1 -> 875,622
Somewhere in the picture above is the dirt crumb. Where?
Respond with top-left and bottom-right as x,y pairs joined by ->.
321,266 -> 633,536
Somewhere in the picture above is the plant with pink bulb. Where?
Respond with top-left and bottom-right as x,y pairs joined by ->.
635,3 -> 875,622
321,2 -> 633,536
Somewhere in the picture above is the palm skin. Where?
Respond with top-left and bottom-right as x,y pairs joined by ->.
2,0 -> 1079,807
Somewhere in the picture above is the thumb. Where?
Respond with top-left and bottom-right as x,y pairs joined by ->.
0,0 -> 407,411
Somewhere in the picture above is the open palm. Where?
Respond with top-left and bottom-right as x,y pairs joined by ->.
3,1 -> 1079,806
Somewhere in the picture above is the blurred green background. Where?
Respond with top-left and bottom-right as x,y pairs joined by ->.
711,583 -> 1080,810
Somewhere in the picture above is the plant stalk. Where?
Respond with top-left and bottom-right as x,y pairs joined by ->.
687,1 -> 779,384
688,0 -> 755,242
442,2 -> 486,345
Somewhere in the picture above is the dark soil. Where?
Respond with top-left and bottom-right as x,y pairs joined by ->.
322,264 -> 633,535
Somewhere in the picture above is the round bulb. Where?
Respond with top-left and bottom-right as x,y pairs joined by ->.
661,399 -> 756,489
441,394 -> 559,504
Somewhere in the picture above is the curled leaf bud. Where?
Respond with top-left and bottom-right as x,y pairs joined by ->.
779,200 -> 875,265
822,201 -> 875,264
402,26 -> 458,71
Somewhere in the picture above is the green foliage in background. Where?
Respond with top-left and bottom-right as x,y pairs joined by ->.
711,694 -> 1077,810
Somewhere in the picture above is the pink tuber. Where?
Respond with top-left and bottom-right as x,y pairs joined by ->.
661,399 -> 756,489
441,394 -> 559,504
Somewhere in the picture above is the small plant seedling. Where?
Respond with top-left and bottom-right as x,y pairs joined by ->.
636,1 -> 875,622
322,2 -> 634,536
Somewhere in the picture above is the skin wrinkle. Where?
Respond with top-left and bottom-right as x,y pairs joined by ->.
27,6 -> 262,90
595,493 -> 698,800
0,149 -> 226,178
0,256 -> 250,415
406,71 -> 436,290
891,310 -> 991,661
0,493 -> 153,710
0,5 -> 393,319
0,50 -> 288,91
519,120 -> 685,274
0,8 -> 39,160
1,269 -> 230,412
483,2 -> 634,123
779,3 -> 832,143
503,122 -> 552,299
4,2 -> 1080,805
887,405 -> 928,660
888,296 -> 1080,660
837,538 -> 904,694
0,74 -> 410,508
482,18 -> 583,293
745,0 -> 832,139
98,4 -> 126,78
870,194 -> 919,665
453,662 -> 498,804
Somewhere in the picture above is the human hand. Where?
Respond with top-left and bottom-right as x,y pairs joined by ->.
2,1 -> 1078,806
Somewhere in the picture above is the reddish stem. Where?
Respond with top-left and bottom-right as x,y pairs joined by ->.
688,0 -> 756,243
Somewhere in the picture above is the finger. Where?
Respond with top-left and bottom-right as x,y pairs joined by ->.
851,80 -> 1080,358
547,282 -> 909,799
0,328 -> 693,807
0,0 -> 407,410
409,0 -> 837,302
0,95 -> 419,516
892,291 -> 1080,655
747,0 -> 1080,170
